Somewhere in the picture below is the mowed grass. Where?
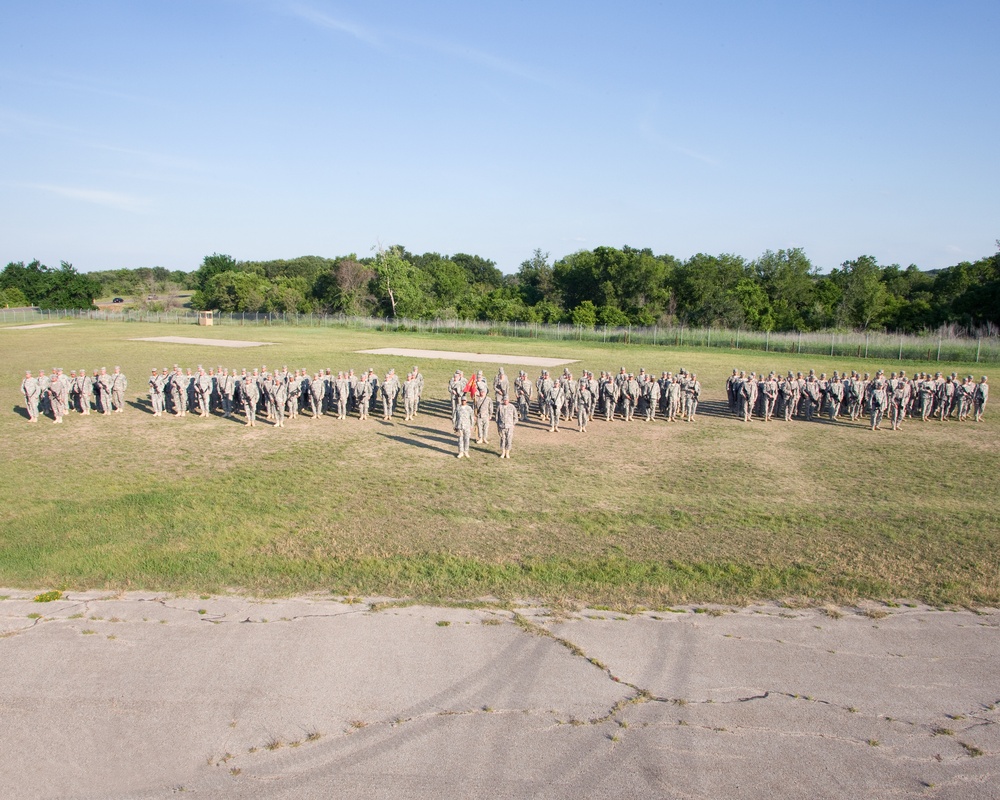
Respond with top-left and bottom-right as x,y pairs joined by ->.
1,319 -> 998,608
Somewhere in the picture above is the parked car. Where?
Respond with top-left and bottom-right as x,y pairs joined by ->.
112,297 -> 124,303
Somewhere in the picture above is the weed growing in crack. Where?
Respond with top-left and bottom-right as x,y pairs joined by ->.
33,590 -> 62,603
229,768 -> 241,776
27,612 -> 41,619
481,618 -> 502,626
349,720 -> 367,729
436,620 -> 450,627
264,737 -> 282,751
867,739 -> 880,747
81,629 -> 96,635
305,730 -> 321,742
960,742 -> 984,757
197,609 -> 207,615
932,728 -> 954,736
821,606 -> 843,619
863,609 -> 889,620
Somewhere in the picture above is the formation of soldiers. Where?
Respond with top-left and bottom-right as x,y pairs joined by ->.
725,368 -> 989,430
476,366 -> 702,432
19,360 -> 988,446
143,364 -> 426,427
443,365 -> 702,458
20,366 -> 128,423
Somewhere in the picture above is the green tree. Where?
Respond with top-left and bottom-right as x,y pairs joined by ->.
0,286 -> 29,307
753,248 -> 815,330
516,249 -> 558,307
834,255 -> 888,329
193,253 -> 240,292
570,300 -> 598,328
194,270 -> 271,312
371,245 -> 431,318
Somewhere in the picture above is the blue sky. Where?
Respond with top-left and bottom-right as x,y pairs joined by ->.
1,1 -> 997,275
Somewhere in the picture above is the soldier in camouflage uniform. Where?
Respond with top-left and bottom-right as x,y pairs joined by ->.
454,396 -> 473,458
577,377 -> 593,432
514,370 -> 532,421
868,370 -> 889,430
21,370 -> 40,422
974,376 -> 989,422
475,389 -> 493,444
149,368 -> 166,417
496,394 -> 517,458
403,373 -> 420,420
355,374 -> 372,420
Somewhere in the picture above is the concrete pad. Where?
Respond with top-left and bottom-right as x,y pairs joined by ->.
130,336 -> 276,348
0,593 -> 996,798
2,322 -> 72,330
356,347 -> 578,367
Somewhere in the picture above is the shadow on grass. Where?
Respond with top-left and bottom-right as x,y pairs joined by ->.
11,405 -> 31,420
377,431 -> 455,455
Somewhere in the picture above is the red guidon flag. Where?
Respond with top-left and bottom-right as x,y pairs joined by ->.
464,375 -> 477,398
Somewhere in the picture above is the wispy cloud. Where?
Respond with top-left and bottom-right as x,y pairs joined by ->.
25,183 -> 150,213
0,68 -> 157,106
286,3 -> 384,48
400,34 -> 558,88
638,120 -> 720,167
285,3 -> 560,88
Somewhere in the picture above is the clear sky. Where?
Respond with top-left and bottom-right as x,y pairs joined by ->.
2,1 -> 997,275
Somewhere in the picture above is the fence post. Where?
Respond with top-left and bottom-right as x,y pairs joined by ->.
797,331 -> 802,354
976,337 -> 981,363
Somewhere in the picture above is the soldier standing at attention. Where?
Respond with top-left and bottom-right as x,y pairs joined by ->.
331,372 -> 346,419
494,367 -> 509,402
110,366 -> 127,413
309,372 -> 325,418
48,368 -> 69,424
496,394 -> 517,458
454,396 -> 473,458
410,365 -> 424,414
826,372 -> 844,421
95,367 -> 112,415
515,370 -> 532,421
685,373 -> 701,422
21,370 -> 40,422
448,370 -> 464,424
577,377 -> 593,432
268,372 -> 287,427
221,368 -> 236,418
149,368 -> 165,417
475,389 -> 493,444
868,370 -> 889,431
974,376 -> 989,422
194,367 -> 211,417
642,374 -> 660,422
355,374 -> 371,420
241,373 -> 259,426
77,368 -> 93,414
402,373 -> 419,420
546,375 -> 564,432
381,368 -> 400,420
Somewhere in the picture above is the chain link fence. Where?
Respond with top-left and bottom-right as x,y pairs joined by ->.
3,306 -> 997,363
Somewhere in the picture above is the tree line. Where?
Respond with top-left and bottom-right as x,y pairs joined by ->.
4,242 -> 998,333
190,244 -> 999,334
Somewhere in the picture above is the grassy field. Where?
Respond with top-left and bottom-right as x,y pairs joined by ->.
1,319 -> 997,608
